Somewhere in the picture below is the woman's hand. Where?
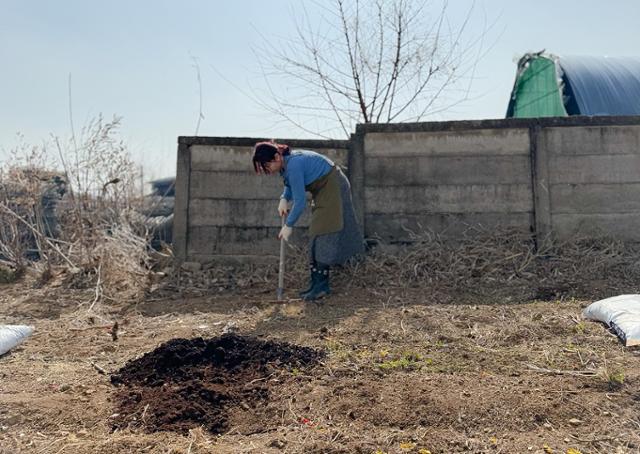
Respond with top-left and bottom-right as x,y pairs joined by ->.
278,225 -> 292,242
278,198 -> 290,217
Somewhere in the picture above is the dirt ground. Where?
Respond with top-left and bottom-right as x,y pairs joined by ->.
1,268 -> 639,454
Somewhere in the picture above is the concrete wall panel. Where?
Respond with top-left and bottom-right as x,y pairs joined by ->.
366,212 -> 533,241
189,198 -> 312,227
190,171 -> 282,199
542,125 -> 640,155
364,129 -> 530,157
552,212 -> 640,240
187,226 -> 307,256
365,184 -> 532,214
191,145 -> 349,172
552,183 -> 640,214
366,155 -> 531,186
190,145 -> 254,172
549,154 -> 640,184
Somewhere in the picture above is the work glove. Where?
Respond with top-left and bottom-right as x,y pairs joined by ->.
278,198 -> 291,217
278,225 -> 293,242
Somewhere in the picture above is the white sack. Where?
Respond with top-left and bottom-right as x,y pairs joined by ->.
583,294 -> 640,346
0,325 -> 34,356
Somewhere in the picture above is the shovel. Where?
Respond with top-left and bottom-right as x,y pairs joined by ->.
276,215 -> 286,301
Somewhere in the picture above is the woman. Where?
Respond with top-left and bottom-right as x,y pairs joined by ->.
252,141 -> 364,301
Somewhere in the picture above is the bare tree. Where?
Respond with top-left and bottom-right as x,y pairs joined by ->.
254,0 -> 490,138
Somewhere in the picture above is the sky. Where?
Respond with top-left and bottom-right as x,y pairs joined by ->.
1,0 -> 639,180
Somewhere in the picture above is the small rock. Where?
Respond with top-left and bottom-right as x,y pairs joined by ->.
4,415 -> 22,425
60,384 -> 71,392
269,439 -> 286,449
222,321 -> 238,334
150,272 -> 166,283
568,418 -> 583,426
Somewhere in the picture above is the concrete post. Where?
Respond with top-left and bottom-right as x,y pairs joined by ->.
530,122 -> 552,245
173,142 -> 191,263
348,128 -> 366,236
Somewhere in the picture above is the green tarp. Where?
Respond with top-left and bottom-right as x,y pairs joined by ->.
506,55 -> 567,118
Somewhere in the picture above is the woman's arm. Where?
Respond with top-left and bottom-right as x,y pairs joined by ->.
285,164 -> 306,227
281,182 -> 292,201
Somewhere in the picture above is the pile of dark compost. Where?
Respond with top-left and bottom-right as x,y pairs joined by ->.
110,333 -> 324,434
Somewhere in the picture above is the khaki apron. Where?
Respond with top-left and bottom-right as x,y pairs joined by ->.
305,166 -> 343,237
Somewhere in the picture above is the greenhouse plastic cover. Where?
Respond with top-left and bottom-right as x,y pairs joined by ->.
559,56 -> 640,116
583,295 -> 640,346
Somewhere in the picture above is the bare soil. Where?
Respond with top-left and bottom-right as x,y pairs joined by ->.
111,334 -> 324,434
1,269 -> 639,454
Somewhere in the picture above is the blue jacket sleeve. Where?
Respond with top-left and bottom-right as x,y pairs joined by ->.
281,182 -> 292,201
285,164 -> 306,227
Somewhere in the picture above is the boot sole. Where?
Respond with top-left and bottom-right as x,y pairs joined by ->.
303,290 -> 330,301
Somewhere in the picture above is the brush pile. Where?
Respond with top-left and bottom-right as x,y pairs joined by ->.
166,227 -> 640,303
352,227 -> 640,302
0,117 -> 155,305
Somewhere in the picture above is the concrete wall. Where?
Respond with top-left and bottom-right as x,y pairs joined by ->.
357,124 -> 534,241
174,137 -> 349,263
175,116 -> 640,263
534,122 -> 640,240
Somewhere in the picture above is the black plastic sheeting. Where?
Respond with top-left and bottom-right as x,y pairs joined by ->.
559,56 -> 640,116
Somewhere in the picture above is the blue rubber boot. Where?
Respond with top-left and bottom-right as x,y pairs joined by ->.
302,264 -> 330,301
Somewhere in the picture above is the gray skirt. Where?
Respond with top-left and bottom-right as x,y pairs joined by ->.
310,168 -> 364,266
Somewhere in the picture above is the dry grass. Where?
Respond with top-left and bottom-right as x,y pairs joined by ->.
0,117 -> 152,310
161,227 -> 640,305
1,279 -> 639,453
91,222 -> 153,304
348,228 -> 640,302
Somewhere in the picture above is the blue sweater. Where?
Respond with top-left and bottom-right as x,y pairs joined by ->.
281,150 -> 334,227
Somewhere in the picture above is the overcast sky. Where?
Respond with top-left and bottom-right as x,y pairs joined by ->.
1,0 -> 639,180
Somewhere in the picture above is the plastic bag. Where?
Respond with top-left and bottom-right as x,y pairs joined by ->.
0,325 -> 34,356
583,295 -> 640,346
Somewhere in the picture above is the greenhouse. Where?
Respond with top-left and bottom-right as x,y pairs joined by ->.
506,51 -> 640,118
